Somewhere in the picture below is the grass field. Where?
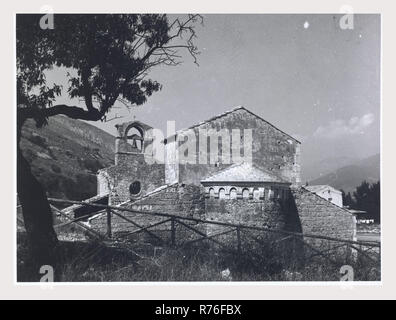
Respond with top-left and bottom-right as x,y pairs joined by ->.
17,232 -> 380,282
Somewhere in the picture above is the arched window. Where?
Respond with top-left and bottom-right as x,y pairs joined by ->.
219,188 -> 226,199
129,181 -> 141,195
209,188 -> 215,198
253,189 -> 260,200
242,188 -> 250,199
229,188 -> 237,199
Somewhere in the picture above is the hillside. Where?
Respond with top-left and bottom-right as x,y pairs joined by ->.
301,155 -> 359,183
309,153 -> 380,193
20,115 -> 115,202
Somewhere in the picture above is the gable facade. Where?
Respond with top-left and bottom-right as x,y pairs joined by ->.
164,106 -> 301,187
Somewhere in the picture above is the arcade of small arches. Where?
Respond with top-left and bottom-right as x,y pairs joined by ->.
204,185 -> 291,201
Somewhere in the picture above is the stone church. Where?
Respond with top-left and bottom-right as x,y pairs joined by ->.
78,106 -> 356,245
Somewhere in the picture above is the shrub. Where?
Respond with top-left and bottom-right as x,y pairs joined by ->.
79,158 -> 104,173
51,164 -> 62,174
26,133 -> 48,149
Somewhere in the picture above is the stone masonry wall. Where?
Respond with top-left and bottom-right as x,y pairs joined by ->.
101,153 -> 165,205
204,196 -> 300,255
89,184 -> 205,242
205,197 -> 288,231
291,187 -> 356,249
166,108 -> 301,186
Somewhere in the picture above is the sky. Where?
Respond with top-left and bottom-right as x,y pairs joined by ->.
46,14 -> 381,170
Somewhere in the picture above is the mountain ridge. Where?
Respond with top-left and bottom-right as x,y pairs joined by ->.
308,153 -> 380,193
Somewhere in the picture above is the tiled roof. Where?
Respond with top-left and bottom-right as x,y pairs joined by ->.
201,162 -> 290,184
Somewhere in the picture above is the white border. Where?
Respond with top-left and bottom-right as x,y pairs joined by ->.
2,0 -> 394,299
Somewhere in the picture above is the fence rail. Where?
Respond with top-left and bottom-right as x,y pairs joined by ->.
17,197 -> 381,280
47,197 -> 381,248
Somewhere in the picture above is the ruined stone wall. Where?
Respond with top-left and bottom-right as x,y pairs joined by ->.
203,187 -> 355,260
291,187 -> 356,248
204,195 -> 302,260
97,170 -> 110,196
166,108 -> 301,186
205,198 -> 289,229
89,184 -> 205,240
102,153 -> 165,205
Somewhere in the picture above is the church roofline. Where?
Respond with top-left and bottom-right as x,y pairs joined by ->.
163,105 -> 301,144
200,162 -> 291,184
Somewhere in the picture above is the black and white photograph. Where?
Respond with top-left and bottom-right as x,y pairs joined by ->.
16,13 -> 381,283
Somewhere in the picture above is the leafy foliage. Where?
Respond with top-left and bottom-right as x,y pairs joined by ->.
17,14 -> 202,126
341,180 -> 380,222
341,190 -> 354,207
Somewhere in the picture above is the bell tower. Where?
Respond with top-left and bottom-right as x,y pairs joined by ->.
114,120 -> 154,165
107,119 -> 164,203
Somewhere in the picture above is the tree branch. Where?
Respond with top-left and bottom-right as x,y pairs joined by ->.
18,104 -> 107,124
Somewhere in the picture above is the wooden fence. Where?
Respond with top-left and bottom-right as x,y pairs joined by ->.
43,197 -> 381,269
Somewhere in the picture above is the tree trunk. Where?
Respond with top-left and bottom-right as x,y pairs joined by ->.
17,119 -> 59,281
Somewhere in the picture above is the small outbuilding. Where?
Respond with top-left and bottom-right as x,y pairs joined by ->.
305,185 -> 343,207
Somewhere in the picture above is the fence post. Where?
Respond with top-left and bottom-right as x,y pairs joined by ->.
106,207 -> 112,238
345,243 -> 350,264
171,217 -> 176,247
236,227 -> 241,254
